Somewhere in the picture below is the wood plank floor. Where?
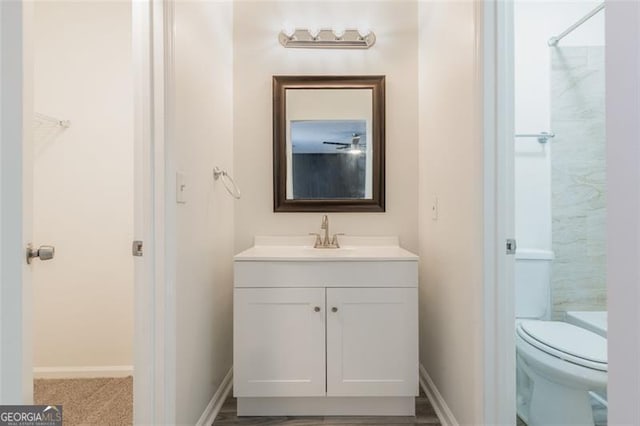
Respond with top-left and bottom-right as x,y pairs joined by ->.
213,390 -> 441,425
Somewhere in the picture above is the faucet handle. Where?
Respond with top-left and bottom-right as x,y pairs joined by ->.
309,233 -> 322,248
330,233 -> 345,248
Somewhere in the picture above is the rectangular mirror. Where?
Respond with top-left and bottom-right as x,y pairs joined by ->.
273,76 -> 385,212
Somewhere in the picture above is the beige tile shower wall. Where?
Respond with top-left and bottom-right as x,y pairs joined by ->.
233,1 -> 419,253
551,47 -> 606,318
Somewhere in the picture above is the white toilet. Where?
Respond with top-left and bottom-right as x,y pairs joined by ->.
515,250 -> 607,426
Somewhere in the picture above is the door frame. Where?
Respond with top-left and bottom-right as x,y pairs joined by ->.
0,0 -> 175,423
484,1 -> 640,424
132,0 -> 176,423
0,0 -> 32,404
481,1 -> 516,424
605,1 -> 640,424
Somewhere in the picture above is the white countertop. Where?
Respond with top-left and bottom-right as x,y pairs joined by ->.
234,236 -> 418,262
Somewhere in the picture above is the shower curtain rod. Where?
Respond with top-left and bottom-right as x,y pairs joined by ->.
548,2 -> 604,47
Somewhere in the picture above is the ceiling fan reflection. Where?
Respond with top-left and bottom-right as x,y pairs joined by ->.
322,133 -> 365,154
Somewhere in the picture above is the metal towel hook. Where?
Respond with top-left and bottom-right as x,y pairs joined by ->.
213,167 -> 241,199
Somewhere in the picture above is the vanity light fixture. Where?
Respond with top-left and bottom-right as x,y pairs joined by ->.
278,28 -> 376,49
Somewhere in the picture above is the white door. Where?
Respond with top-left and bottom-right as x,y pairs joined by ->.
234,287 -> 326,397
0,0 -> 34,404
326,287 -> 418,397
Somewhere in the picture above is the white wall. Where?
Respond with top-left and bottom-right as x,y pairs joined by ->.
233,1 -> 419,253
514,0 -> 604,252
605,1 -> 640,424
32,1 -> 133,373
418,1 -> 484,424
173,1 -> 234,423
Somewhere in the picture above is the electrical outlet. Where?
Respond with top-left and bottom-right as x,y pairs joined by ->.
176,172 -> 187,204
431,196 -> 438,220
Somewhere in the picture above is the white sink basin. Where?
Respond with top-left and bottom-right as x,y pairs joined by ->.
234,236 -> 417,262
298,247 -> 356,255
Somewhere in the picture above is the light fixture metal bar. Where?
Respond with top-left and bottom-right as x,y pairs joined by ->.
279,29 -> 375,49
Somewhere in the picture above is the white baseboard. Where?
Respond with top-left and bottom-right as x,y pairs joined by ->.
237,396 -> 414,416
196,367 -> 233,426
33,365 -> 133,379
419,364 -> 459,426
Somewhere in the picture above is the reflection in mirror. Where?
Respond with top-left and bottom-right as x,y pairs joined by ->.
290,120 -> 370,200
273,76 -> 385,212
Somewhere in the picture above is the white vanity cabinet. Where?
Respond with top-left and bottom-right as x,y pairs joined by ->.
326,287 -> 418,397
233,237 -> 419,416
234,287 -> 326,397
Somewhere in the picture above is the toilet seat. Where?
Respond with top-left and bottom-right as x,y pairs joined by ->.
517,320 -> 607,372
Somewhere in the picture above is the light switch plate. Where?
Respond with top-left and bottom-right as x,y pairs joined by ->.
176,172 -> 187,204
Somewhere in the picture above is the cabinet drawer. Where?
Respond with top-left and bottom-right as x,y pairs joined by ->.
234,260 -> 418,287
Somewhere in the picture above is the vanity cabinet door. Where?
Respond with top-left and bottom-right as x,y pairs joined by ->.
326,287 -> 418,397
234,287 -> 326,397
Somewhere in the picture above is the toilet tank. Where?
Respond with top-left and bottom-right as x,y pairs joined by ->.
515,249 -> 554,320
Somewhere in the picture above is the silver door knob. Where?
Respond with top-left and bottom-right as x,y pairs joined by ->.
26,244 -> 55,264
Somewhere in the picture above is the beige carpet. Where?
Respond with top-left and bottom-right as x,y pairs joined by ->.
34,376 -> 132,426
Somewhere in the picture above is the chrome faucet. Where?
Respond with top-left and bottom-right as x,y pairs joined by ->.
310,215 -> 344,249
321,215 -> 330,246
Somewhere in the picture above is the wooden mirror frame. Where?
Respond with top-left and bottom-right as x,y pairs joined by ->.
273,75 -> 386,212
